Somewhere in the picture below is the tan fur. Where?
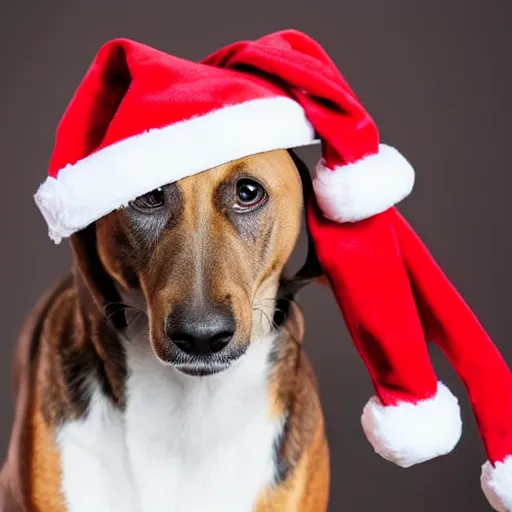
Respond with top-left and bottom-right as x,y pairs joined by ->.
29,410 -> 65,512
255,418 -> 330,511
258,304 -> 330,511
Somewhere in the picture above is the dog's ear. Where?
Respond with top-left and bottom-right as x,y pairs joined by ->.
69,223 -> 128,330
276,150 -> 324,301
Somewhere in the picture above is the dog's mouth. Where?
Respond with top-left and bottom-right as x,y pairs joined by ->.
172,360 -> 232,377
159,343 -> 249,377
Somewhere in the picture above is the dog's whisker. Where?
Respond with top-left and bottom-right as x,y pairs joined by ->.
253,299 -> 302,354
252,306 -> 278,334
103,302 -> 147,323
103,301 -> 146,313
258,296 -> 301,308
125,311 -> 146,327
252,301 -> 286,318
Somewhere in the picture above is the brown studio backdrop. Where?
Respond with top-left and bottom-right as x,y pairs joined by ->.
1,0 -> 511,510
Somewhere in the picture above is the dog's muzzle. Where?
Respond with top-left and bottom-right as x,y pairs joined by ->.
162,304 -> 244,376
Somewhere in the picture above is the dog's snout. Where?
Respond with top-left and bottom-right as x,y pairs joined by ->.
165,305 -> 236,356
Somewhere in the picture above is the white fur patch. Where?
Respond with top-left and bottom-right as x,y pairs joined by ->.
57,334 -> 282,512
34,96 -> 317,244
312,143 -> 415,223
360,381 -> 462,468
481,456 -> 512,512
56,391 -> 141,512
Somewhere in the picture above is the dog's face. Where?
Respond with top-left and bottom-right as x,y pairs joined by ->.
74,149 -> 305,376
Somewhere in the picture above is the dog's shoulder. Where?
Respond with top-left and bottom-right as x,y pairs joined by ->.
255,300 -> 329,510
0,274 -> 74,511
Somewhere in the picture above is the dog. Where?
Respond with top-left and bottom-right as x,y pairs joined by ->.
1,148 -> 330,511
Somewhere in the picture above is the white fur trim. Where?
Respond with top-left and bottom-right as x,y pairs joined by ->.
482,457 -> 512,512
34,97 -> 317,244
312,144 -> 415,223
360,382 -> 462,468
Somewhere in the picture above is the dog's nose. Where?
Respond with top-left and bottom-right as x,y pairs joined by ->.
165,305 -> 236,356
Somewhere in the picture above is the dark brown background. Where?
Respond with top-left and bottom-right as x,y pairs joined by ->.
1,0 -> 511,510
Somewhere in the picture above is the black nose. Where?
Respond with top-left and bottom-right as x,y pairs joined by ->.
165,305 -> 236,356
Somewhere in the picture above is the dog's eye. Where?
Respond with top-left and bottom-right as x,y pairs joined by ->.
234,179 -> 266,211
130,188 -> 165,210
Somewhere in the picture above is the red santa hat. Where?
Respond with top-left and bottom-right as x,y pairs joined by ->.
34,30 -> 512,510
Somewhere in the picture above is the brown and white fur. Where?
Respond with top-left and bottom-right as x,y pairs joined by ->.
1,149 -> 329,511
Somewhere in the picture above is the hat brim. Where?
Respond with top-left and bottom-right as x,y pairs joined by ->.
35,96 -> 318,244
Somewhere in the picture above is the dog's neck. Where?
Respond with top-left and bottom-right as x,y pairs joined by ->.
122,310 -> 282,412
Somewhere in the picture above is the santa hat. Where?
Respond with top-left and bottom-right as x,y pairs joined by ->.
34,30 -> 512,510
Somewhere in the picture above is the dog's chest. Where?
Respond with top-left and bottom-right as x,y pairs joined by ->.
57,337 -> 281,512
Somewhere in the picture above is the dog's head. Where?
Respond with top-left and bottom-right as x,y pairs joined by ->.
70,149 -> 320,376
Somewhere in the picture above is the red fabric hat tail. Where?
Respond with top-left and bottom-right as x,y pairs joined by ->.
205,30 -> 512,509
307,204 -> 462,468
391,212 -> 512,511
